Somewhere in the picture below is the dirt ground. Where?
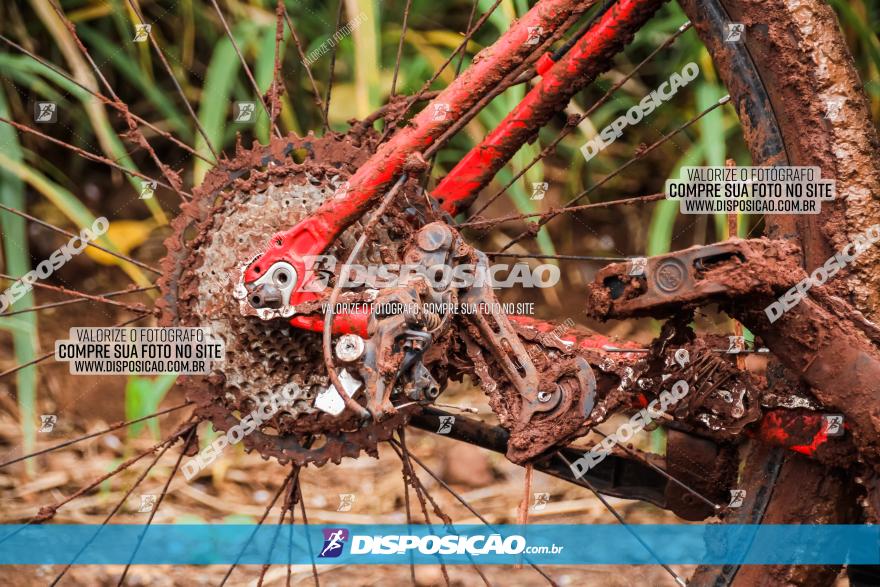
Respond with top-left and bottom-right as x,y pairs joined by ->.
0,342 -> 695,587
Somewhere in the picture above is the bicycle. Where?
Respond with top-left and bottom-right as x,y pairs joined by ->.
1,0 -> 879,585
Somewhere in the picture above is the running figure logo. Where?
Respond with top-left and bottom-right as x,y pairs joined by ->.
530,182 -> 549,201
823,414 -> 844,437
34,102 -> 57,123
234,102 -> 256,123
724,23 -> 745,43
727,335 -> 745,354
526,26 -> 543,46
319,528 -> 349,558
39,414 -> 57,433
728,489 -> 746,508
138,494 -> 157,513
436,415 -> 455,434
532,492 -> 550,511
140,180 -> 157,200
133,24 -> 151,42
337,493 -> 356,512
628,257 -> 647,276
432,103 -> 450,121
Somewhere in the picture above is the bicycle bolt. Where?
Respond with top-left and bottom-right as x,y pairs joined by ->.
537,391 -> 553,403
335,334 -> 366,362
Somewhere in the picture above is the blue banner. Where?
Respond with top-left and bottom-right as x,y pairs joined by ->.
1,524 -> 879,565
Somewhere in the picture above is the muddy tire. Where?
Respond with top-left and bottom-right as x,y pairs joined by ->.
679,0 -> 880,585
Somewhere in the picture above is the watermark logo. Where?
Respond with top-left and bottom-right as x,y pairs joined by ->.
0,216 -> 109,314
337,494 -> 356,512
724,23 -> 745,43
668,166 -> 834,215
628,257 -> 647,276
234,102 -> 256,123
139,180 -> 157,200
513,318 -> 575,372
825,101 -> 843,122
823,414 -> 844,437
348,533 -> 539,556
133,24 -> 151,43
437,415 -> 455,434
319,528 -> 349,558
303,13 -> 367,66
532,493 -> 550,511
432,103 -> 450,122
34,102 -> 57,123
530,182 -> 548,201
765,224 -> 880,323
182,385 -> 298,480
301,256 -> 560,291
333,180 -> 350,198
726,336 -> 745,354
526,26 -> 543,46
581,62 -> 700,162
728,489 -> 746,508
569,380 -> 689,478
138,494 -> 157,513
39,415 -> 57,433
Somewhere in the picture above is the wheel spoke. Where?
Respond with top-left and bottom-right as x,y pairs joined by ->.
464,21 -> 693,221
47,0 -> 190,201
591,428 -> 724,513
393,434 -> 451,587
483,252 -> 630,262
421,8 -> 584,160
281,4 -> 327,127
554,451 -> 686,586
256,505 -> 288,587
0,313 -> 150,382
218,466 -> 299,586
460,193 -> 667,230
322,0 -> 346,132
124,0 -> 221,161
0,285 -> 157,318
296,477 -> 321,587
499,96 -> 731,252
394,431 -> 493,587
378,0 -> 505,143
50,426 -> 184,586
455,0 -> 480,77
117,425 -> 197,586
390,0 -> 414,98
2,420 -> 195,530
0,203 -> 162,275
269,0 -> 286,132
0,117 -> 192,199
0,401 -> 192,470
390,436 -> 553,586
0,34 -> 213,165
399,429 -> 418,585
0,273 -> 152,314
208,0 -> 283,139
420,0 -> 480,188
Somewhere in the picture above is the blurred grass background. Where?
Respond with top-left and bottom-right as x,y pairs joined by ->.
0,0 -> 877,464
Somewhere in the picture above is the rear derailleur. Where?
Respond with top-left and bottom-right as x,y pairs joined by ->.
310,221 -> 597,463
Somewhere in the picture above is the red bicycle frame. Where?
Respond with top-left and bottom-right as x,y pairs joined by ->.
237,0 -> 838,461
433,0 -> 664,214
241,0 -> 664,335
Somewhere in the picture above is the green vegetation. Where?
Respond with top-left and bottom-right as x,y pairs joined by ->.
0,0 -> 876,468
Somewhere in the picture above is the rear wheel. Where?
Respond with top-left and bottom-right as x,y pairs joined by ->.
1,1 -> 878,585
